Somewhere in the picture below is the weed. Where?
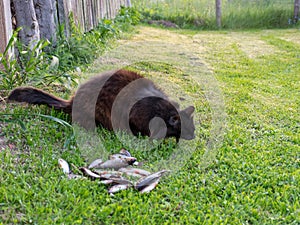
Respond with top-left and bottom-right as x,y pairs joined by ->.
0,29 -> 50,90
0,7 -> 141,94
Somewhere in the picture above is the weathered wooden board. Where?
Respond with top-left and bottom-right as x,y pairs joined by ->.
0,0 -> 13,55
0,0 -> 131,52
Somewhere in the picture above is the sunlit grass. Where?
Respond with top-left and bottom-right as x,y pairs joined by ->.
132,0 -> 296,29
1,26 -> 299,224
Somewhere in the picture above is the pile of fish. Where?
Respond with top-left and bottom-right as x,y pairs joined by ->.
58,148 -> 169,194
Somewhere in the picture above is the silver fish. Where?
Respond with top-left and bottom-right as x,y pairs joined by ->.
93,170 -> 122,177
109,177 -> 133,185
109,154 -> 128,160
58,158 -> 70,174
100,174 -> 120,180
88,158 -> 103,169
100,179 -> 114,185
139,178 -> 160,193
119,148 -> 131,157
118,167 -> 151,177
135,170 -> 170,191
67,173 -> 85,180
133,161 -> 143,167
94,170 -> 123,175
79,167 -> 101,178
108,184 -> 132,194
109,153 -> 136,161
98,157 -> 136,170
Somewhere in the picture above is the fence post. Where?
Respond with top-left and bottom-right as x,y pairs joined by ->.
294,0 -> 300,23
12,0 -> 40,48
33,0 -> 57,45
0,0 -> 13,58
57,0 -> 70,37
216,0 -> 222,28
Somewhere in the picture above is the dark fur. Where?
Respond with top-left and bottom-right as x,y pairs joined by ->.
8,69 -> 195,141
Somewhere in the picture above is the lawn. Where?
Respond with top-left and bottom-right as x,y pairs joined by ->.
0,26 -> 299,224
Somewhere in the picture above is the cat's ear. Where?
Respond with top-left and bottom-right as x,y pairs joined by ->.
183,106 -> 195,117
169,115 -> 180,126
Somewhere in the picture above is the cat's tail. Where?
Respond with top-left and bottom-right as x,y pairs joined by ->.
8,87 -> 72,114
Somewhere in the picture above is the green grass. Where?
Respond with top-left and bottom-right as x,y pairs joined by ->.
1,27 -> 300,224
132,0 -> 297,29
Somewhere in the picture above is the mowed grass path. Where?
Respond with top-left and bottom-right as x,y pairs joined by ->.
1,26 -> 299,224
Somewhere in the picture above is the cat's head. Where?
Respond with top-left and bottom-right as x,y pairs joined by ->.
168,105 -> 195,140
149,104 -> 195,142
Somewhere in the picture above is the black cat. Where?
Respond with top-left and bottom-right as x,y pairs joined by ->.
8,69 -> 195,142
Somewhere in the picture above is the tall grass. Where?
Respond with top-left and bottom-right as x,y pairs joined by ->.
132,0 -> 296,29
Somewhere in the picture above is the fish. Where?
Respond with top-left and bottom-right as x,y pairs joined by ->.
88,158 -> 103,169
133,161 -> 143,167
139,178 -> 160,193
108,184 -> 132,194
94,170 -> 123,177
109,153 -> 136,161
98,157 -> 136,170
109,177 -> 133,185
94,170 -> 123,180
118,167 -> 151,177
67,173 -> 85,180
58,158 -> 70,174
79,167 -> 101,178
135,170 -> 170,191
109,154 -> 128,160
119,148 -> 131,157
109,149 -> 134,160
100,179 -> 114,185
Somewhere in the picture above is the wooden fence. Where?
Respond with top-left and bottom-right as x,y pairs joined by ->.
59,0 -> 132,36
0,0 -> 131,57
